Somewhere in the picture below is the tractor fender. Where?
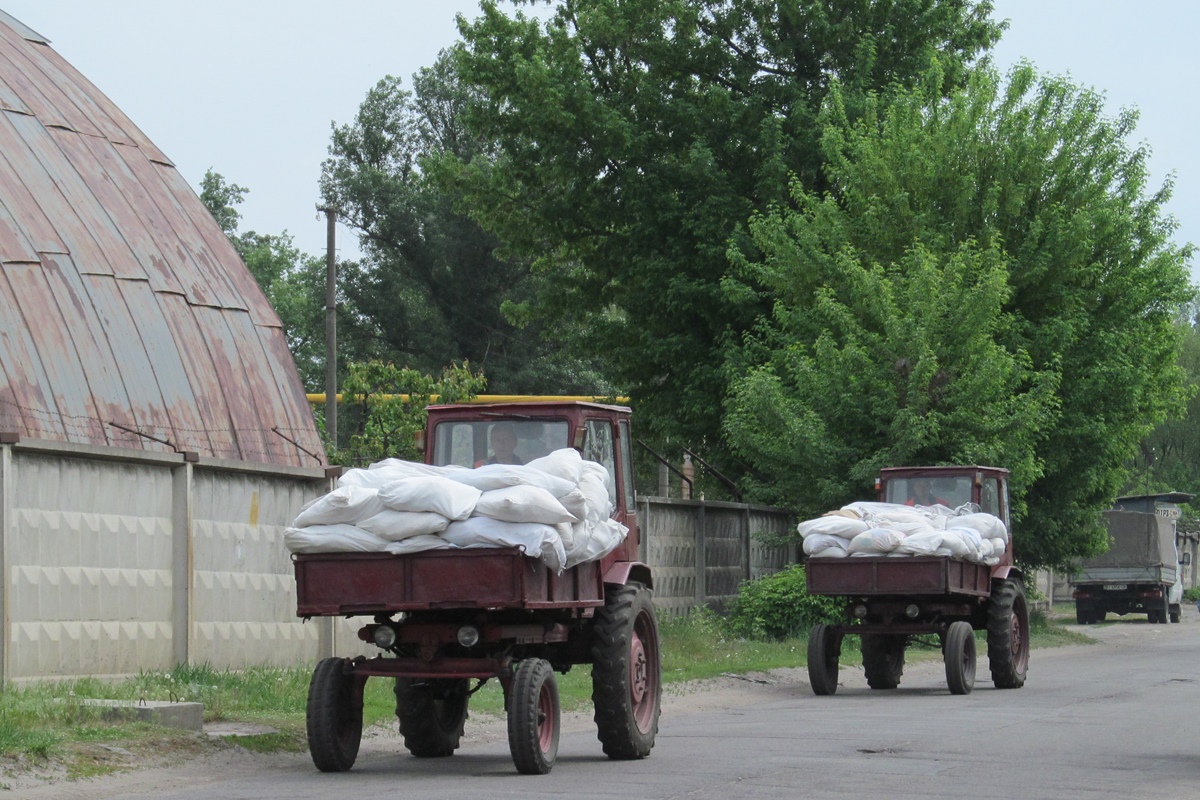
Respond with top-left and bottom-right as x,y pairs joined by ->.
991,565 -> 1024,584
602,561 -> 653,590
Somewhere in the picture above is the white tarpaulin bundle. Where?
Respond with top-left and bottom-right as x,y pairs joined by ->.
283,449 -> 628,571
798,501 -> 1007,565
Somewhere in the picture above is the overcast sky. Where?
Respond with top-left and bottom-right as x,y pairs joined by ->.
2,1 -> 1196,281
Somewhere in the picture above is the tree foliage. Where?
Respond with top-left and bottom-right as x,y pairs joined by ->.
723,65 -> 1192,569
331,360 -> 487,466
442,0 -> 1003,454
320,56 -> 614,394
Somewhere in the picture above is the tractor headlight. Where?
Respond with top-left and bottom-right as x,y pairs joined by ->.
372,625 -> 397,649
456,625 -> 481,648
905,604 -> 920,619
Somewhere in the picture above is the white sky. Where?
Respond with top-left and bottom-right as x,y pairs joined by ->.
2,1 -> 1196,281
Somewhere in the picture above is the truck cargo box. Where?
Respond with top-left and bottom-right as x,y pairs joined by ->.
806,555 -> 993,597
1073,510 -> 1178,586
294,549 -> 605,616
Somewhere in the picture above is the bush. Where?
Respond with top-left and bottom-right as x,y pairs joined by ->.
727,564 -> 843,641
1183,586 -> 1200,603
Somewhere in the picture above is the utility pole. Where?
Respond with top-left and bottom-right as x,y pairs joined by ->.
318,206 -> 338,449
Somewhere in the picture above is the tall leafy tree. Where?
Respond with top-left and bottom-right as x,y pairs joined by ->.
320,55 -> 613,394
723,65 -> 1192,569
441,0 -> 1003,457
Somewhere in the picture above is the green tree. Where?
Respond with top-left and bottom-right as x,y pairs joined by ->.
723,65 -> 1192,569
320,56 -> 613,394
1125,297 -> 1200,506
441,0 -> 1003,457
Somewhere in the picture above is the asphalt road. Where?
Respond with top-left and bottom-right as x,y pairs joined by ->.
26,611 -> 1200,800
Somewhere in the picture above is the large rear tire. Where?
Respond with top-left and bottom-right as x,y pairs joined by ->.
395,678 -> 469,757
807,624 -> 841,696
861,633 -> 905,690
591,582 -> 661,760
508,658 -> 559,775
944,621 -> 976,695
987,578 -> 1030,689
306,657 -> 362,772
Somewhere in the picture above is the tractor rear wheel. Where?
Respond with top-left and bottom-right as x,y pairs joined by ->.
987,579 -> 1030,689
591,582 -> 661,759
861,633 -> 905,690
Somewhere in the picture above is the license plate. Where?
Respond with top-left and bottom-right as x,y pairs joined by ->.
1103,584 -> 1127,591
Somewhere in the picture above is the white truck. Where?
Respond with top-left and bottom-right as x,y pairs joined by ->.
1071,493 -> 1192,624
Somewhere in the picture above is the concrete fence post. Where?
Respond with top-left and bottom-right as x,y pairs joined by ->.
0,444 -> 10,684
694,503 -> 706,609
171,460 -> 194,667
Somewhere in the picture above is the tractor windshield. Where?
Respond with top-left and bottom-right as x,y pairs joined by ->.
431,419 -> 570,468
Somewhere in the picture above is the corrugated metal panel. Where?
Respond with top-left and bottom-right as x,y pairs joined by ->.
0,22 -> 103,137
0,15 -> 323,467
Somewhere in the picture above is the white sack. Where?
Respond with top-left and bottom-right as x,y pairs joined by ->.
558,489 -> 589,522
357,510 -> 450,541
989,537 -> 1007,556
339,460 -> 463,490
797,516 -> 870,540
475,485 -> 577,525
283,524 -> 390,554
525,448 -> 585,484
942,528 -> 983,560
895,529 -> 945,556
442,516 -> 567,572
565,518 -> 628,569
446,463 -> 576,498
808,547 -> 849,558
847,528 -> 905,555
842,501 -> 915,518
951,513 -> 1008,542
292,486 -> 386,528
378,476 -> 481,521
384,534 -> 452,556
803,533 -> 851,557
576,471 -> 613,524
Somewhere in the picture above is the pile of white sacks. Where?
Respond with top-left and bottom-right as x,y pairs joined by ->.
283,448 -> 627,573
798,501 -> 1008,566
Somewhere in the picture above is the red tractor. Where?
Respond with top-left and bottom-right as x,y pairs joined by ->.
805,466 -> 1029,695
293,401 -> 660,774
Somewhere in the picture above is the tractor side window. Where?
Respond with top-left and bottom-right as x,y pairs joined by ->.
980,477 -> 1001,517
583,419 -> 617,501
618,419 -> 635,512
433,421 -> 476,467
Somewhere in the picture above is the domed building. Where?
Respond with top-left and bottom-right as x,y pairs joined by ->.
0,11 -> 322,466
0,10 -> 332,680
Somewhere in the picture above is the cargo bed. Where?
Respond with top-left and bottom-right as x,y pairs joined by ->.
806,555 -> 993,598
293,548 -> 606,616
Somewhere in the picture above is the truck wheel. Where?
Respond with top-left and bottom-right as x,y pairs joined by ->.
861,633 -> 905,690
1075,605 -> 1088,625
591,582 -> 661,759
306,657 -> 362,772
1170,605 -> 1181,624
943,621 -> 976,695
807,624 -> 841,696
987,579 -> 1030,689
394,678 -> 469,757
508,658 -> 559,775
1156,592 -> 1170,624
1091,610 -> 1105,624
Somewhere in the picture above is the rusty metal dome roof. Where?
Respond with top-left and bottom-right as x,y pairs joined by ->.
0,12 -> 325,467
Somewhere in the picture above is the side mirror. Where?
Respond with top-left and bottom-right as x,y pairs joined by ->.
1182,552 -> 1192,566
